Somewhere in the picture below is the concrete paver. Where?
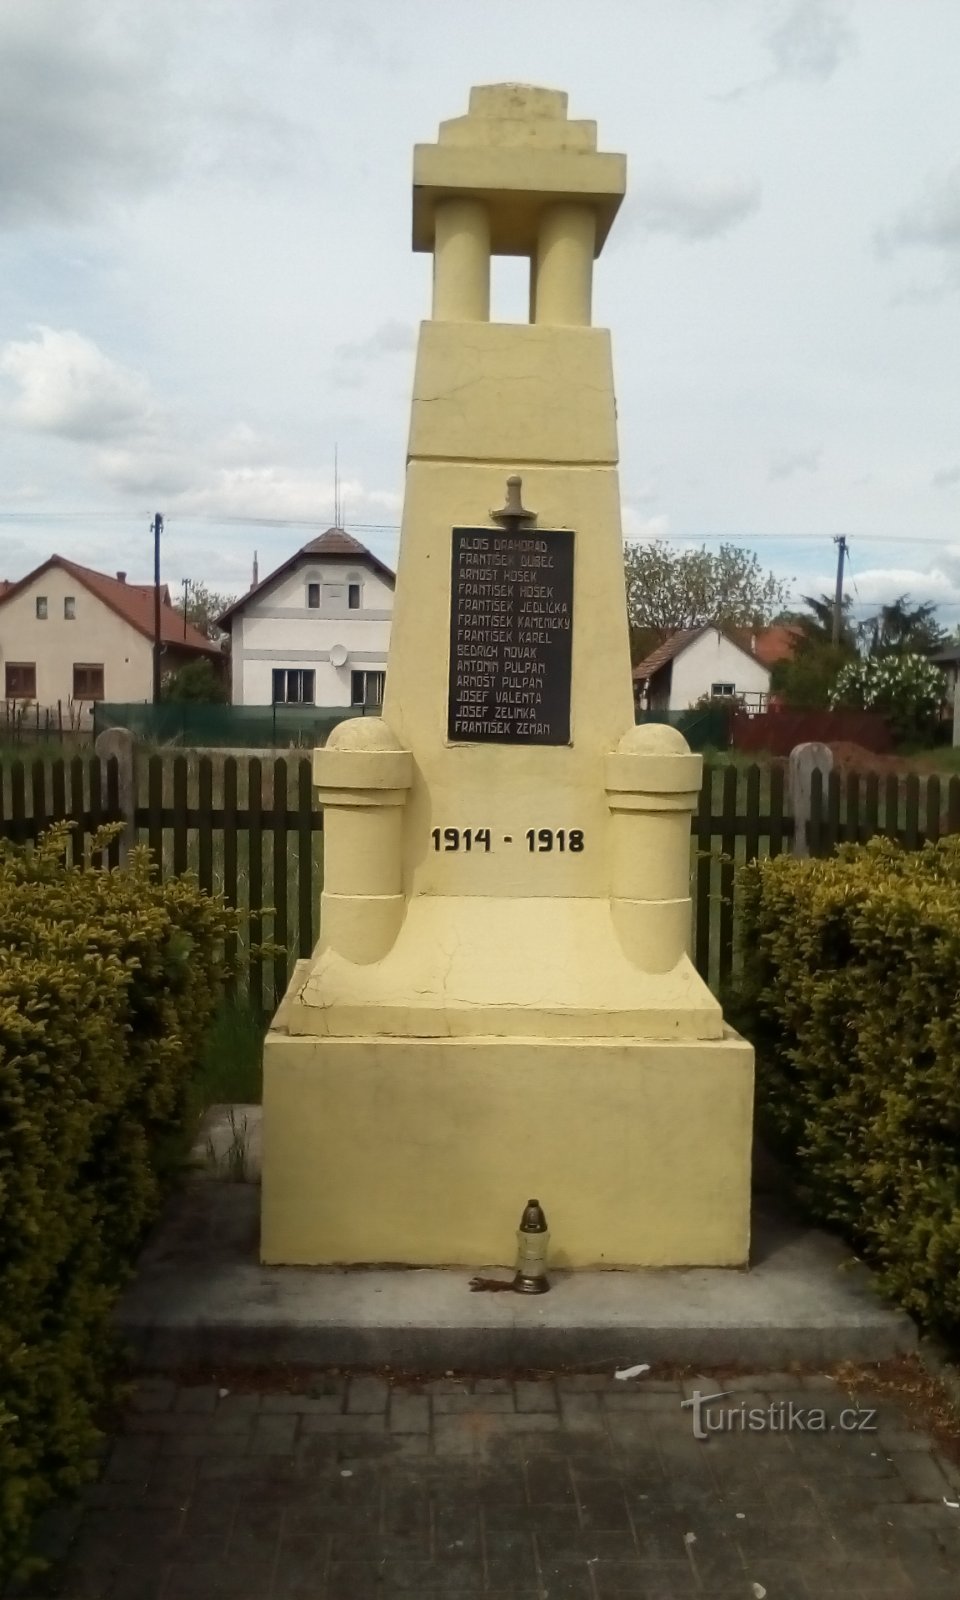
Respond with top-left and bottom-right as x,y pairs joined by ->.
14,1372 -> 960,1598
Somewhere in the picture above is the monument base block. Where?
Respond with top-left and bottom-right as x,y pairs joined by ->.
261,1027 -> 754,1269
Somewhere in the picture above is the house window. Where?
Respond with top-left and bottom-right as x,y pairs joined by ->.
5,662 -> 36,699
273,668 -> 316,704
348,583 -> 361,610
351,670 -> 385,707
35,596 -> 48,619
307,583 -> 321,609
73,664 -> 105,701
711,682 -> 736,698
64,596 -> 76,619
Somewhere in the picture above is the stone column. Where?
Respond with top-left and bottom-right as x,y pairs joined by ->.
605,723 -> 703,973
432,199 -> 491,321
312,718 -> 412,963
534,202 -> 596,326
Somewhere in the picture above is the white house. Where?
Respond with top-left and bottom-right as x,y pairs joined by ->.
219,529 -> 394,708
633,626 -> 771,712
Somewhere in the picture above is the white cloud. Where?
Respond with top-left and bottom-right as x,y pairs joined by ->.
769,446 -> 822,481
622,507 -> 670,542
765,0 -> 856,84
0,326 -> 159,442
335,321 -> 416,362
0,3 -> 179,226
878,161 -> 960,258
167,467 -> 400,527
719,0 -> 855,101
933,465 -> 960,490
627,171 -> 761,242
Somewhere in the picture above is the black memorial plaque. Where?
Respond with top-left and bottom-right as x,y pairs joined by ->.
447,526 -> 574,745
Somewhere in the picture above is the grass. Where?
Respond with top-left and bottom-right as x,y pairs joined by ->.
191,995 -> 265,1113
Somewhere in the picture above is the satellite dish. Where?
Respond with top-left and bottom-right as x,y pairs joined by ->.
330,643 -> 348,667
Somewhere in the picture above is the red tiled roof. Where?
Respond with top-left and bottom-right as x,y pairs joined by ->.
632,627 -> 706,682
0,556 -> 219,654
749,624 -> 803,667
218,527 -> 395,625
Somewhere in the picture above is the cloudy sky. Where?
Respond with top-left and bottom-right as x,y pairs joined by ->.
1,0 -> 958,628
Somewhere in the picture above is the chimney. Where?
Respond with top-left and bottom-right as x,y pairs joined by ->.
116,571 -> 127,583
251,550 -> 259,589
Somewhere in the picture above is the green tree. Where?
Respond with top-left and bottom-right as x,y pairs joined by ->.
182,582 -> 237,644
161,657 -> 228,704
624,541 -> 789,661
862,595 -> 945,658
772,642 -> 854,710
777,592 -> 857,651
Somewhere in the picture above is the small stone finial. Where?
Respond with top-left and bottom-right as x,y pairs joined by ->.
491,474 -> 536,529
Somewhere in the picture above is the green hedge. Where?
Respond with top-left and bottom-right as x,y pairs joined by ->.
737,835 -> 960,1334
0,827 -> 238,1577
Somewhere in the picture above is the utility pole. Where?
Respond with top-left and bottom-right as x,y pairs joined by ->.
181,578 -> 190,639
831,535 -> 848,646
152,512 -> 164,704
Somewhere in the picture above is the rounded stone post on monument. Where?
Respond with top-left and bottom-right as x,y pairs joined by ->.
534,202 -> 596,326
605,723 -> 703,973
312,718 -> 412,964
432,198 -> 491,321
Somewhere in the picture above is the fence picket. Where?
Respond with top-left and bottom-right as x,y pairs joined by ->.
88,757 -> 103,861
10,761 -> 26,844
273,757 -> 289,1010
31,761 -> 46,844
172,756 -> 188,876
248,757 -> 263,1013
223,757 -> 239,992
864,772 -> 879,842
106,756 -> 121,868
904,774 -> 920,850
744,765 -> 760,864
826,770 -> 841,854
926,776 -> 941,845
694,767 -> 711,980
197,757 -> 214,894
808,766 -> 823,857
147,755 -> 163,875
768,763 -> 785,857
884,773 -> 900,841
718,765 -> 737,991
297,756 -> 314,960
949,776 -> 960,836
69,757 -> 84,865
845,772 -> 860,844
51,758 -> 66,828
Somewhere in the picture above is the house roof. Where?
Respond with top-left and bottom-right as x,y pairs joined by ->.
0,555 -> 219,654
748,624 -> 804,667
217,528 -> 395,626
632,628 -> 706,682
632,624 -> 774,683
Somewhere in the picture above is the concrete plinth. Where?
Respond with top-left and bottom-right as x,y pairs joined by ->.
117,1178 -> 917,1371
261,1028 -> 753,1269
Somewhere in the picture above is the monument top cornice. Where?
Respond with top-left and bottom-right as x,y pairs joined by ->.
413,82 -> 625,258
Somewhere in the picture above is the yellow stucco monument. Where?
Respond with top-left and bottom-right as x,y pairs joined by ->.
261,85 -> 754,1269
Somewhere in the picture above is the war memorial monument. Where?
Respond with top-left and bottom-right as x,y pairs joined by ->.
260,84 -> 755,1271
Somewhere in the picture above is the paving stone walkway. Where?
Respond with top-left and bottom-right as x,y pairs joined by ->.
21,1371 -> 960,1599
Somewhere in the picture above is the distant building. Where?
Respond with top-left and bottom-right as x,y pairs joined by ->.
0,555 -> 218,726
218,529 -> 395,709
633,626 -> 771,712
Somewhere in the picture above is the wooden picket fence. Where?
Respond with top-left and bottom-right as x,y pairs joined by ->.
2,754 -> 959,1012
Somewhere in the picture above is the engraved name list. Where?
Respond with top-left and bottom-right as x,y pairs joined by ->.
447,526 -> 574,745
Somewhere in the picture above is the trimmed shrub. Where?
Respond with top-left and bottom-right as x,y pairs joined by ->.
0,827 -> 238,1577
736,836 -> 960,1335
